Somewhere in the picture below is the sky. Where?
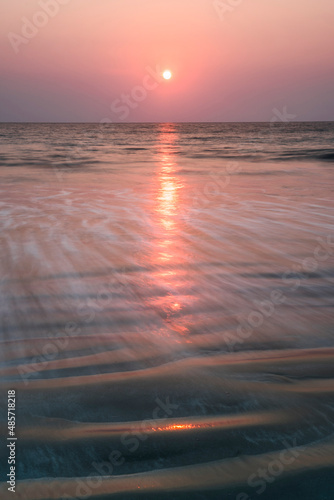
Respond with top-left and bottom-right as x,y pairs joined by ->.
0,0 -> 333,122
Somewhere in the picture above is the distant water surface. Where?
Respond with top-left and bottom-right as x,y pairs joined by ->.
0,122 -> 334,499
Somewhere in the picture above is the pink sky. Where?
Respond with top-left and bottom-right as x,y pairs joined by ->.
0,0 -> 333,122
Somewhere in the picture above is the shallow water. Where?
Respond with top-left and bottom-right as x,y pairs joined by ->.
0,122 -> 334,499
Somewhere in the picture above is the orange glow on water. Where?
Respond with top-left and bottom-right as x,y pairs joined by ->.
156,134 -> 181,231
154,423 -> 201,432
145,124 -> 191,336
155,124 -> 181,259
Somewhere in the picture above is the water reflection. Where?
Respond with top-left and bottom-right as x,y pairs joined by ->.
155,124 -> 182,262
156,125 -> 180,232
150,124 -> 190,336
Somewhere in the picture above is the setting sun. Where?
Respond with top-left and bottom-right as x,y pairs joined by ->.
163,70 -> 172,80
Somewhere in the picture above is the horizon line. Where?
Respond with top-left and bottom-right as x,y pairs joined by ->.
1,120 -> 334,125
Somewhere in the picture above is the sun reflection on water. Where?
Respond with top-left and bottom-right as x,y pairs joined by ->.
151,124 -> 190,336
156,127 -> 181,232
153,423 -> 202,432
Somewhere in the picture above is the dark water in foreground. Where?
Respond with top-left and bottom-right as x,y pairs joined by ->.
0,122 -> 334,499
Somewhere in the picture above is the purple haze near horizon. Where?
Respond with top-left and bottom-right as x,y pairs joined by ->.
0,0 -> 333,122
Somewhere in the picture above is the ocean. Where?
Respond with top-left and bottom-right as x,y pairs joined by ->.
0,122 -> 334,499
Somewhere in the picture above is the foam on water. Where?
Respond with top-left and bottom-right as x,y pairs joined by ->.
0,122 -> 334,499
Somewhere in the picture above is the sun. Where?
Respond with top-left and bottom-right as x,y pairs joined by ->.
163,70 -> 172,80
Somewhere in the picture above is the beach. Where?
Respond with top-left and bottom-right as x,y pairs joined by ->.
0,122 -> 334,499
